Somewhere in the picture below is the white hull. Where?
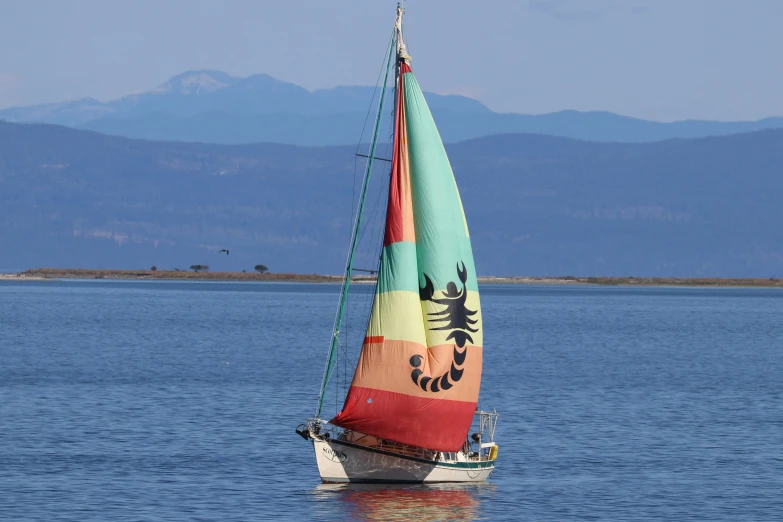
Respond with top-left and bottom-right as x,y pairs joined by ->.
313,438 -> 495,484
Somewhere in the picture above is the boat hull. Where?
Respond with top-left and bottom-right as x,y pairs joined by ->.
313,438 -> 495,484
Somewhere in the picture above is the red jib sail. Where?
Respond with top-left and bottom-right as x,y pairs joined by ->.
331,47 -> 483,452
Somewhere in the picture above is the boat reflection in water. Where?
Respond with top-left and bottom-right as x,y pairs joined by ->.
311,483 -> 495,521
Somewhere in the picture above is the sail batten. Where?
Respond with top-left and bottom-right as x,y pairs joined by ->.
331,50 -> 483,452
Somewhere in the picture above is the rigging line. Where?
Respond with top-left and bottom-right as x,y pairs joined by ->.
354,165 -> 390,255
361,175 -> 389,328
336,338 -> 356,372
354,73 -> 397,364
322,337 -> 357,405
356,153 -> 392,163
356,225 -> 385,364
355,90 -> 395,252
342,16 -> 398,375
350,72 -> 397,366
353,172 -> 389,310
359,121 -> 389,247
353,175 -> 389,360
349,155 -> 391,365
346,30 -> 396,357
355,29 -> 395,158
351,29 -> 394,181
315,30 -> 397,420
347,93 -> 393,364
344,161 -> 390,373
353,104 -> 394,249
351,155 -> 390,295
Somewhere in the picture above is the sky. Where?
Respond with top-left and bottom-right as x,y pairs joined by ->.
1,0 -> 781,121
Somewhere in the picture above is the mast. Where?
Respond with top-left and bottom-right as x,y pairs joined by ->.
395,3 -> 411,67
314,25 -> 398,421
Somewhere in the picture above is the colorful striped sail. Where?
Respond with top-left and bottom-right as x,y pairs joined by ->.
331,59 -> 483,452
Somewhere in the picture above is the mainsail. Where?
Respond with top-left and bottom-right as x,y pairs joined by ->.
331,17 -> 483,452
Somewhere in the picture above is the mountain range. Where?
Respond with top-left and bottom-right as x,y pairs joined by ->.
2,70 -> 782,146
1,120 -> 781,277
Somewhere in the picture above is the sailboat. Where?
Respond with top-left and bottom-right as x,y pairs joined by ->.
297,4 -> 498,484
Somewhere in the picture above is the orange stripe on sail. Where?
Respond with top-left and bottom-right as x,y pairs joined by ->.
364,336 -> 385,344
349,340 -> 482,403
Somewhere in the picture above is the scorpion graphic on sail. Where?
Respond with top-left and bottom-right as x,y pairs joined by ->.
410,261 -> 479,392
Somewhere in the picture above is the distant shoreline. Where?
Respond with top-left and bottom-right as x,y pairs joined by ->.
1,269 -> 781,288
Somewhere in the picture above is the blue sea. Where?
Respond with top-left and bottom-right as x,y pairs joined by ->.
1,280 -> 781,521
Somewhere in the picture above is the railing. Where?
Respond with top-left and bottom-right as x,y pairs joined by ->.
355,437 -> 440,461
304,413 -> 499,464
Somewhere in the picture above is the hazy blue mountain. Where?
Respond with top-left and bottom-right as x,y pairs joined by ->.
77,108 -> 783,147
0,70 -> 486,122
80,110 -> 391,146
309,85 -> 491,114
1,121 -> 781,277
2,70 -> 782,145
0,97 -> 115,126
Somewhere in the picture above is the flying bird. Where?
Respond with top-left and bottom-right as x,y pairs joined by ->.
218,249 -> 229,255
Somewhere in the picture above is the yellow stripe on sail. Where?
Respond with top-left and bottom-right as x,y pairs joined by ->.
366,290 -> 482,348
366,291 -> 427,346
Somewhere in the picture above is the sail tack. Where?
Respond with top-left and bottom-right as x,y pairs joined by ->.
331,62 -> 483,452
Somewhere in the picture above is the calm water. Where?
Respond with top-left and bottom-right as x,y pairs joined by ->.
1,280 -> 781,521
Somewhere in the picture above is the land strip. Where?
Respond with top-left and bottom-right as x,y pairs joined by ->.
6,269 -> 782,288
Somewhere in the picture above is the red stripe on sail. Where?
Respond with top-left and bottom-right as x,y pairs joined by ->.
364,336 -> 384,344
383,62 -> 408,246
330,386 -> 476,452
400,62 -> 412,75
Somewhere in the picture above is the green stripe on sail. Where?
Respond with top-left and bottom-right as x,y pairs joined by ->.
377,241 -> 418,295
402,72 -> 479,296
378,240 -> 479,294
